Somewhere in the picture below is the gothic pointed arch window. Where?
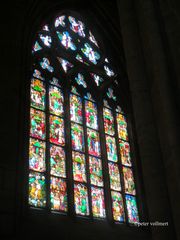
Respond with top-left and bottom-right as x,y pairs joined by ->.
28,11 -> 139,225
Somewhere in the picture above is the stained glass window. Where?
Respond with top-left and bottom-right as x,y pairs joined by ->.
28,12 -> 140,225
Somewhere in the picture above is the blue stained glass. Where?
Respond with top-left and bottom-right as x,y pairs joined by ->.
40,58 -> 54,72
68,16 -> 85,37
125,195 -> 139,223
81,43 -> 100,64
104,65 -> 114,77
75,73 -> 87,88
57,57 -> 73,73
55,15 -> 66,27
39,34 -> 52,47
57,31 -> 76,51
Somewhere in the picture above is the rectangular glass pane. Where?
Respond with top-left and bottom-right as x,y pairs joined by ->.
103,107 -> 115,136
87,128 -> 101,157
116,113 -> 128,141
29,171 -> 46,207
91,187 -> 106,218
50,177 -> 67,212
105,135 -> 118,162
72,151 -> 86,183
125,195 -> 139,223
50,116 -> 65,146
71,123 -> 84,151
123,167 -> 136,195
111,191 -> 125,222
31,79 -> 46,110
85,100 -> 98,130
70,94 -> 82,123
74,183 -> 89,216
119,140 -> 132,166
89,156 -> 103,187
29,138 -> 46,172
108,162 -> 121,191
50,145 -> 66,178
30,108 -> 46,140
49,85 -> 64,116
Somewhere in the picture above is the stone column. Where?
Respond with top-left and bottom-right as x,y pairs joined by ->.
117,0 -> 175,239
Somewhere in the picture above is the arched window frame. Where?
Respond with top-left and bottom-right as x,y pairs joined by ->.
26,10 -> 141,226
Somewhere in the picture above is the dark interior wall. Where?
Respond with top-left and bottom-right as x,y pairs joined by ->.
0,0 -> 179,239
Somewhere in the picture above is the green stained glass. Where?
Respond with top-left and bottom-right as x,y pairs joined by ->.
30,108 -> 46,140
71,123 -> 84,151
70,94 -> 82,123
50,145 -> 66,178
111,191 -> 125,222
49,116 -> 65,146
85,100 -> 98,130
50,177 -> 67,212
31,79 -> 45,110
89,156 -> 103,187
87,129 -> 101,157
91,187 -> 106,218
105,136 -> 118,162
126,195 -> 139,223
116,113 -> 128,141
103,107 -> 115,136
123,167 -> 136,195
74,183 -> 89,216
49,86 -> 64,116
29,171 -> 46,207
72,151 -> 86,183
119,140 -> 132,166
29,138 -> 46,172
108,162 -> 121,191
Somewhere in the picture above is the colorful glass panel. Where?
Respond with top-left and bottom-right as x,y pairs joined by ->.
74,183 -> 89,215
71,123 -> 84,151
125,195 -> 139,223
81,43 -> 100,64
29,171 -> 46,207
30,108 -> 45,140
123,167 -> 136,195
57,57 -> 74,73
89,31 -> 98,47
116,113 -> 128,141
103,108 -> 115,136
39,34 -> 52,47
31,79 -> 45,110
85,100 -> 98,130
70,94 -> 82,123
33,41 -> 42,52
108,163 -> 121,191
68,16 -> 85,37
119,140 -> 132,166
90,73 -> 104,86
49,86 -> 64,116
33,69 -> 44,80
72,151 -> 86,183
49,116 -> 65,146
40,57 -> 54,72
89,156 -> 103,187
50,145 -> 66,178
87,129 -> 101,157
75,73 -> 87,88
29,138 -> 46,172
107,88 -> 116,101
91,187 -> 106,218
111,191 -> 125,222
104,65 -> 114,77
55,15 -> 66,27
57,31 -> 76,50
106,136 -> 118,162
50,177 -> 67,211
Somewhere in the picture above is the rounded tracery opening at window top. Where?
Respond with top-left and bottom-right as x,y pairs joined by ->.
29,12 -> 140,225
